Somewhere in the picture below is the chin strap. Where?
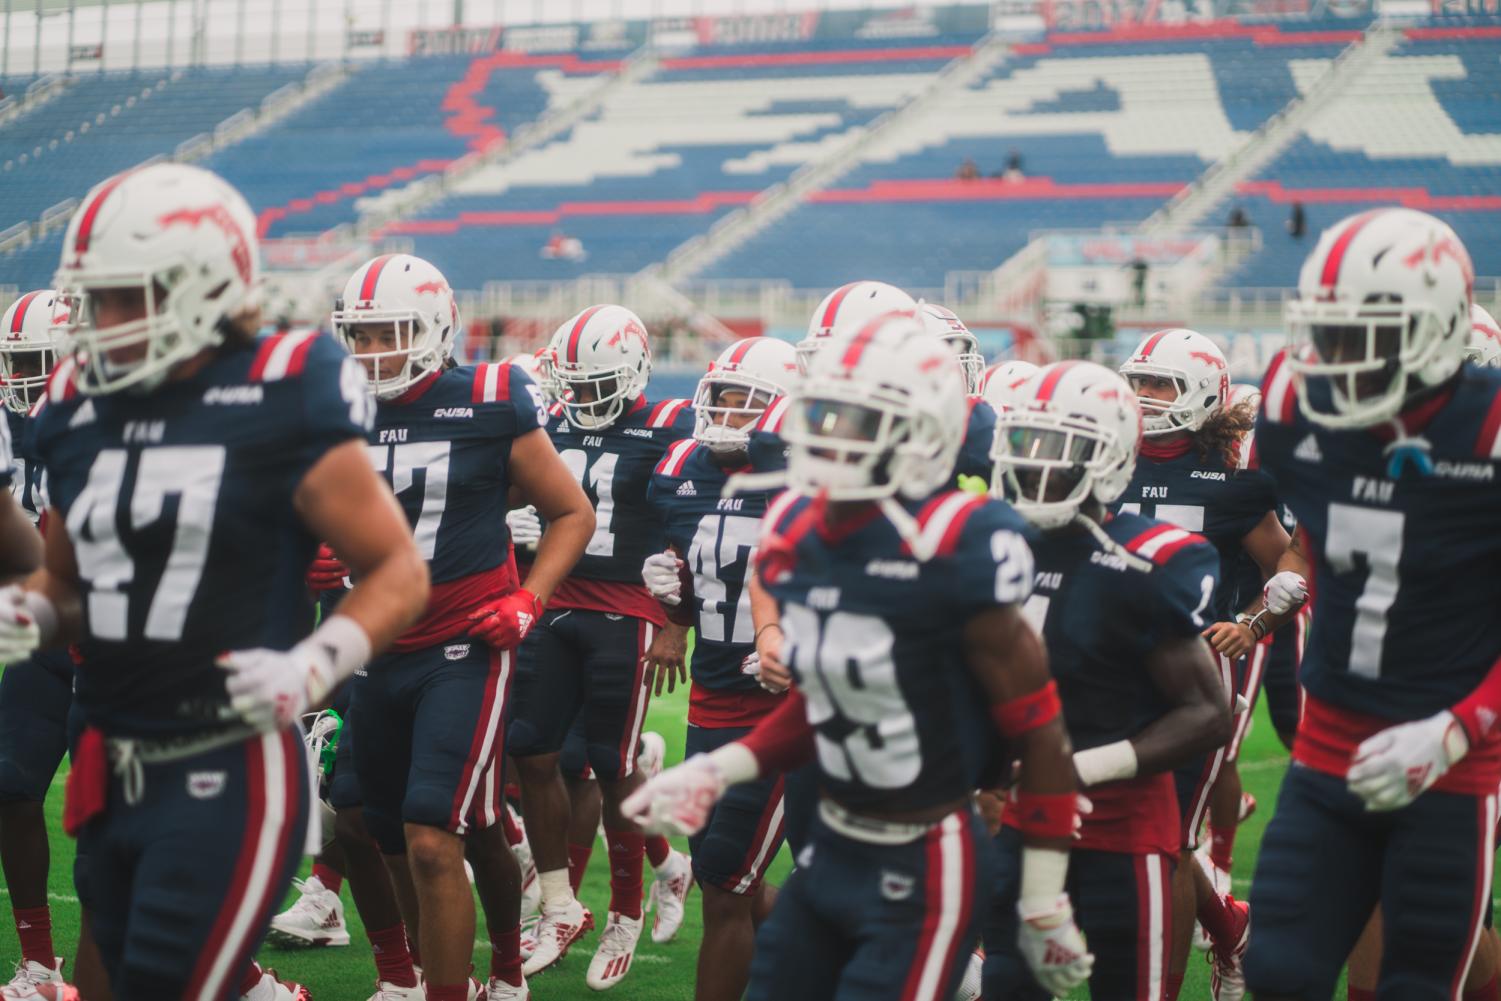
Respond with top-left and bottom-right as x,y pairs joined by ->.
1381,419 -> 1434,479
1073,512 -> 1154,573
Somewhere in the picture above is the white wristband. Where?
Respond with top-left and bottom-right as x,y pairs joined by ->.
299,614 -> 372,704
707,742 -> 760,786
1073,740 -> 1138,787
23,590 -> 58,648
1019,846 -> 1070,912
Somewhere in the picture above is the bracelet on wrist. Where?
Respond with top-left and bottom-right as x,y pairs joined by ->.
754,622 -> 783,643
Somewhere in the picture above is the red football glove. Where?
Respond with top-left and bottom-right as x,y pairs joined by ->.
307,545 -> 349,592
467,589 -> 544,649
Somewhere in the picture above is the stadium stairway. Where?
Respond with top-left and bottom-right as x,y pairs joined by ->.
656,31 -> 1014,284
1138,18 -> 1403,235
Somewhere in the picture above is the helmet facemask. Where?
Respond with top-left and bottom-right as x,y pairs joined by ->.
1123,365 -> 1210,437
1286,294 -> 1449,429
334,308 -> 445,401
0,339 -> 58,414
785,382 -> 949,503
991,413 -> 1112,530
942,331 -> 984,394
556,364 -> 637,430
693,372 -> 781,454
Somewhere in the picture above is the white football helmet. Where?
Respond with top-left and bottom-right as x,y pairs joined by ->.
991,361 -> 1141,530
1118,328 -> 1229,437
693,337 -> 799,453
54,163 -> 261,395
1466,303 -> 1501,368
1228,382 -> 1262,410
1284,207 -> 1473,428
978,360 -> 1040,414
0,290 -> 68,414
797,281 -> 917,374
333,254 -> 459,400
918,301 -> 984,393
785,312 -> 967,502
549,304 -> 652,430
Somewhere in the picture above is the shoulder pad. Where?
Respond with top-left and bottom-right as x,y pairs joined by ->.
1259,349 -> 1297,427
656,439 -> 700,477
755,397 -> 791,434
45,355 -> 82,404
248,330 -> 320,383
647,398 -> 691,429
472,362 -> 513,403
1124,523 -> 1209,566
903,491 -> 988,559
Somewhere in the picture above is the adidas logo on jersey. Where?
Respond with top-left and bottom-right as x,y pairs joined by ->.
68,400 -> 96,429
203,385 -> 264,405
676,481 -> 697,497
433,407 -> 474,419
1294,434 -> 1323,463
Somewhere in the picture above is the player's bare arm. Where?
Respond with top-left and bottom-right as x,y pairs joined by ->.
507,426 -> 594,606
0,492 -> 40,582
1134,634 -> 1234,776
1204,509 -> 1292,659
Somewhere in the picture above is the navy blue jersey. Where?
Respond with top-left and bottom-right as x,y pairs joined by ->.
1256,354 -> 1501,721
0,410 -> 10,491
1113,445 -> 1275,622
1025,513 -> 1219,753
647,440 -> 776,695
368,363 -> 544,586
760,490 -> 1035,814
6,408 -> 44,522
545,397 -> 694,586
33,331 -> 370,737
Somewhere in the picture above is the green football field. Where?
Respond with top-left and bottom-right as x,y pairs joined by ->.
0,680 -> 1439,999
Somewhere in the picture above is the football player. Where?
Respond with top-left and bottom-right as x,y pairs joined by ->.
984,360 -> 1231,999
978,360 -> 1040,415
329,253 -> 594,1001
917,302 -> 997,491
1466,303 -> 1501,368
1245,207 -> 1501,1000
0,163 -> 431,1000
639,336 -> 798,1001
0,291 -> 75,999
625,314 -> 1091,1000
504,304 -> 694,989
1116,328 -> 1308,999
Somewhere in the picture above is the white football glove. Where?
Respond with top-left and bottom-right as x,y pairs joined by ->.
1262,571 -> 1309,616
0,585 -> 41,664
620,753 -> 726,836
1347,710 -> 1470,811
641,551 -> 683,606
506,505 -> 542,548
1017,894 -> 1094,996
219,640 -> 337,733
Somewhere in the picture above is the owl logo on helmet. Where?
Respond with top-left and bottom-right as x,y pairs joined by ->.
548,305 -> 652,430
978,360 -> 1040,415
917,301 -> 985,394
332,254 -> 459,401
991,361 -> 1142,531
0,290 -> 67,414
1118,328 -> 1228,437
1284,207 -> 1473,429
785,311 -> 967,503
796,281 -> 917,375
693,337 -> 799,454
53,163 -> 261,396
1465,303 -> 1501,369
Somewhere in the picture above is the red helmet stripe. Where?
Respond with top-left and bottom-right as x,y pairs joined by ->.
727,338 -> 757,366
358,254 -> 397,303
819,282 -> 859,334
8,292 -> 42,335
566,305 -> 606,364
73,172 -> 133,256
1033,361 -> 1079,403
838,315 -> 886,370
1138,329 -> 1171,358
1319,209 -> 1386,291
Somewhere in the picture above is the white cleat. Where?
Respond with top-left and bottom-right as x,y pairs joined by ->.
484,977 -> 530,1001
518,913 -> 541,962
241,969 -> 312,1001
638,732 -> 666,779
1,959 -> 64,1000
268,875 -> 350,948
522,900 -> 593,976
953,948 -> 984,1001
648,849 -> 693,944
585,911 -> 644,991
366,982 -> 424,1001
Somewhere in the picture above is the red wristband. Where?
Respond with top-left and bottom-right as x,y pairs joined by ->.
1012,791 -> 1078,841
991,681 -> 1061,738
1452,653 -> 1501,745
